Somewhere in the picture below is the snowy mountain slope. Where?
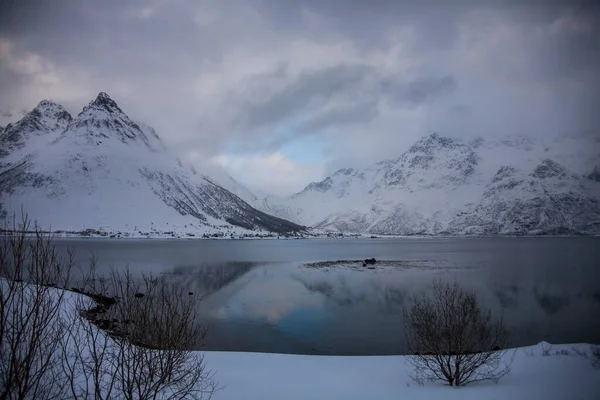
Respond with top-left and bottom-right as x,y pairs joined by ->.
589,166 -> 600,182
449,160 -> 600,235
0,93 -> 304,234
258,133 -> 600,235
0,109 -> 27,136
0,101 -> 71,158
206,174 -> 260,207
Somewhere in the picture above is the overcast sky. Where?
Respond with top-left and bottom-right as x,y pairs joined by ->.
0,0 -> 598,196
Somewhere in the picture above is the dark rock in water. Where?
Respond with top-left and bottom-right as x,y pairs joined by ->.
362,262 -> 367,267
188,292 -> 194,296
134,293 -> 144,298
364,258 -> 377,265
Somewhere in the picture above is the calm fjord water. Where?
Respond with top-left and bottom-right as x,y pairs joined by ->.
54,237 -> 600,355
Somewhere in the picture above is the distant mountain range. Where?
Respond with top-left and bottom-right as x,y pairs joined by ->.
249,133 -> 600,235
1,93 -> 598,236
0,93 -> 304,235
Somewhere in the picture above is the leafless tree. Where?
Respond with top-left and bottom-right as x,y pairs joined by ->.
62,266 -> 216,399
1,214 -> 215,399
0,215 -> 74,400
404,280 -> 511,386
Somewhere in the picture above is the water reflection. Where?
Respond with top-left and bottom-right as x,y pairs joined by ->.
296,275 -> 407,313
52,237 -> 600,355
493,283 -> 520,309
534,286 -> 571,315
298,277 -> 366,307
378,285 -> 406,313
163,261 -> 258,298
199,260 -> 600,354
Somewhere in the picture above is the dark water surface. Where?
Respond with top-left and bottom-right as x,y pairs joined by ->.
54,237 -> 600,355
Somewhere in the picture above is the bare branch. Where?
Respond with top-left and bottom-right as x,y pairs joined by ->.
1,214 -> 73,399
404,280 -> 511,386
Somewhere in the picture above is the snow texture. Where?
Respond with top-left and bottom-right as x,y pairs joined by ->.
258,133 -> 600,235
207,342 -> 600,400
0,93 -> 304,235
2,93 -> 598,237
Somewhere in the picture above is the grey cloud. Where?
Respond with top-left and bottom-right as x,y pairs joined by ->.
384,76 -> 456,107
0,67 -> 25,109
232,64 -> 455,137
448,104 -> 473,117
0,0 -> 599,195
234,64 -> 371,130
250,0 -> 468,50
0,0 -> 267,81
296,100 -> 379,134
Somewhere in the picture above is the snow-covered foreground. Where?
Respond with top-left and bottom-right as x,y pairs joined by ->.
4,283 -> 599,399
206,343 -> 600,399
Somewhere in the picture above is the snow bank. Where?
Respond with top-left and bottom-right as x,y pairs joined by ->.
206,343 -> 600,399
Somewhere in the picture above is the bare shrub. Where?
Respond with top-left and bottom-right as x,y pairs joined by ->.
570,345 -> 600,370
62,266 -> 216,399
0,216 -> 73,400
404,280 -> 511,386
1,214 -> 215,399
541,342 -> 553,356
592,346 -> 600,369
522,347 -> 535,357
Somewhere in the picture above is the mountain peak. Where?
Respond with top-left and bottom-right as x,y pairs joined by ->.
0,100 -> 71,156
71,93 -> 167,149
89,92 -> 123,114
333,168 -> 355,176
423,132 -> 454,146
531,159 -> 568,179
36,99 -> 61,109
407,132 -> 457,155
29,100 -> 72,123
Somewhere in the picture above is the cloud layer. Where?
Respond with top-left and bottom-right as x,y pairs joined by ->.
1,0 -> 598,195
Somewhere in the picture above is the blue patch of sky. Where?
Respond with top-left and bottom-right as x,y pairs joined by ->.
223,119 -> 331,165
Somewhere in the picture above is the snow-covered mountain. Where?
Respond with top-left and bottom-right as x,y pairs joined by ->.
0,101 -> 72,157
258,133 -> 600,235
0,93 -> 304,235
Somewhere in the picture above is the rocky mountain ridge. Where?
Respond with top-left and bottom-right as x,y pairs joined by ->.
0,93 -> 304,235
254,133 -> 600,235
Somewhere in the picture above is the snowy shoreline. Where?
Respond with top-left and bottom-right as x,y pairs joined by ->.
204,341 -> 600,400
2,230 -> 597,240
3,280 -> 599,399
67,285 -> 600,399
